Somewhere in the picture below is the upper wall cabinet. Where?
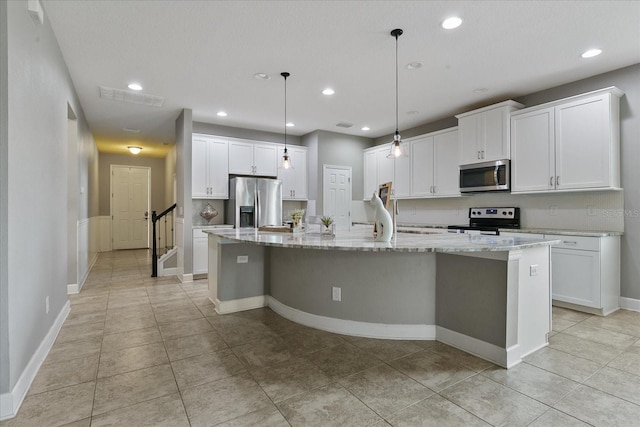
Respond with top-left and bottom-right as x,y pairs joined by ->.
410,128 -> 460,198
228,140 -> 278,177
511,87 -> 623,194
363,127 -> 459,200
363,145 -> 396,199
192,134 -> 229,199
277,145 -> 308,200
456,100 -> 524,165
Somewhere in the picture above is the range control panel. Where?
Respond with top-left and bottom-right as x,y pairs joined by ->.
469,207 -> 518,219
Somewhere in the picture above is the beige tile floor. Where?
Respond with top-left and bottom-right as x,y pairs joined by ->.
3,249 -> 640,426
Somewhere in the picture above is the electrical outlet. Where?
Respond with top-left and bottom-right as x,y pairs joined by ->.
549,206 -> 558,216
587,205 -> 597,216
237,255 -> 248,264
530,264 -> 539,276
45,296 -> 50,314
332,286 -> 341,302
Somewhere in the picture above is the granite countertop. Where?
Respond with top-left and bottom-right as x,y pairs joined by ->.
204,226 -> 559,253
193,224 -> 234,229
355,222 -> 622,237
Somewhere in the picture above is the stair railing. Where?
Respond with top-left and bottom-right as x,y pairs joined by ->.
151,203 -> 177,277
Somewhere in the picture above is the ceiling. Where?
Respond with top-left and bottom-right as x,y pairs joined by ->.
44,1 -> 640,157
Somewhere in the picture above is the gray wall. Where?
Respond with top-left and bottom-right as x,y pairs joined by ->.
176,110 -> 193,274
97,153 -> 167,216
3,0 -> 96,397
193,122 -> 302,146
0,0 -> 9,397
164,145 -> 176,207
313,130 -> 374,214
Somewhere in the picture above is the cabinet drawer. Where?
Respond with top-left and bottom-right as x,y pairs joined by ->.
545,234 -> 600,251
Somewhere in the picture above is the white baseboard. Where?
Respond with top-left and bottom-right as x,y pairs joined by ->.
179,273 -> 193,283
268,296 -> 436,340
214,296 -> 268,314
619,296 -> 640,312
436,326 -> 524,369
160,267 -> 177,276
0,301 -> 70,421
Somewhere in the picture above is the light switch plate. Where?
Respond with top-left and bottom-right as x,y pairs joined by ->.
530,264 -> 539,276
237,255 -> 248,263
332,286 -> 341,302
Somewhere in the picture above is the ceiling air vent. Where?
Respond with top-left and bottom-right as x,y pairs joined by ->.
99,86 -> 165,107
336,122 -> 353,128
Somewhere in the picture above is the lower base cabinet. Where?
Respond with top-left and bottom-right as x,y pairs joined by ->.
501,232 -> 620,315
547,234 -> 620,315
193,226 -> 234,275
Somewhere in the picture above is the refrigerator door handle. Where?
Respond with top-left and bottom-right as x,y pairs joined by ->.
255,191 -> 259,228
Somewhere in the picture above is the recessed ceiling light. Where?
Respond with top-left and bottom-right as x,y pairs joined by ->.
254,73 -> 271,80
406,62 -> 422,70
581,49 -> 602,58
442,17 -> 462,30
286,122 -> 294,127
217,111 -> 227,117
473,87 -> 488,93
122,127 -> 140,133
127,83 -> 143,91
361,126 -> 370,131
322,88 -> 335,95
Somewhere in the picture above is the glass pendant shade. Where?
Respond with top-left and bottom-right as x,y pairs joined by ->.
281,148 -> 292,170
387,131 -> 405,158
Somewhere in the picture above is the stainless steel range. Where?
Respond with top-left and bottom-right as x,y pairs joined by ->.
448,207 -> 520,235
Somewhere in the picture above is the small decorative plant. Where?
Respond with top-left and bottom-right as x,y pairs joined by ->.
290,209 -> 305,222
320,216 -> 334,227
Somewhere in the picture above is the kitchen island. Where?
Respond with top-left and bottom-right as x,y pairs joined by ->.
205,227 -> 558,368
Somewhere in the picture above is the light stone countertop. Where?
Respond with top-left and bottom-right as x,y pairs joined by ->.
357,223 -> 622,237
192,224 -> 234,229
204,226 -> 560,253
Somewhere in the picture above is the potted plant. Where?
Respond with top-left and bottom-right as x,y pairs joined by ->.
290,209 -> 305,232
320,215 -> 334,236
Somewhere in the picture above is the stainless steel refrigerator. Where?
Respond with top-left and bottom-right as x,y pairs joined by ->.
227,177 -> 283,228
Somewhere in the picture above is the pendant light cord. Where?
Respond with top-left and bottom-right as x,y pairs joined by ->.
281,72 -> 289,150
395,32 -> 399,135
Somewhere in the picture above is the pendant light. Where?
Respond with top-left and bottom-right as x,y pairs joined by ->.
387,28 -> 406,158
280,72 -> 292,170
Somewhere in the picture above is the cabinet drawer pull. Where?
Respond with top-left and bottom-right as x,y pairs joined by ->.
562,240 -> 578,245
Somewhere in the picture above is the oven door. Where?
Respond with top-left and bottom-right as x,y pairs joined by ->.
459,159 -> 510,192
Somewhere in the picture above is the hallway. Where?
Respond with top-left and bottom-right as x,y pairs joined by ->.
2,250 -> 640,426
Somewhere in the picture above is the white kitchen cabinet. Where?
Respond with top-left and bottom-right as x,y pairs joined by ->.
547,234 -> 620,315
193,228 -> 209,275
363,145 -> 395,199
228,140 -> 278,177
192,134 -> 229,199
410,128 -> 460,197
277,145 -> 308,200
456,100 -> 523,165
511,87 -> 623,194
364,128 -> 459,200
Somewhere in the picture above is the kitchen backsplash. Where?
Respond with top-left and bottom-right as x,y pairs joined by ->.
356,190 -> 625,232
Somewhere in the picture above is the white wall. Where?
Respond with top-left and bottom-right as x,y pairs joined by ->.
2,0 -> 97,415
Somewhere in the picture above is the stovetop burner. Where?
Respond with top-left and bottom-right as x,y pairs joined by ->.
447,207 -> 520,235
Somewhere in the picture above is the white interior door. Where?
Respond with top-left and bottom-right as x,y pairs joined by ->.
111,165 -> 150,250
323,165 -> 351,231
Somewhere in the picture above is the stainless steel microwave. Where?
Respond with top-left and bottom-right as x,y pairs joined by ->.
459,159 -> 510,193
